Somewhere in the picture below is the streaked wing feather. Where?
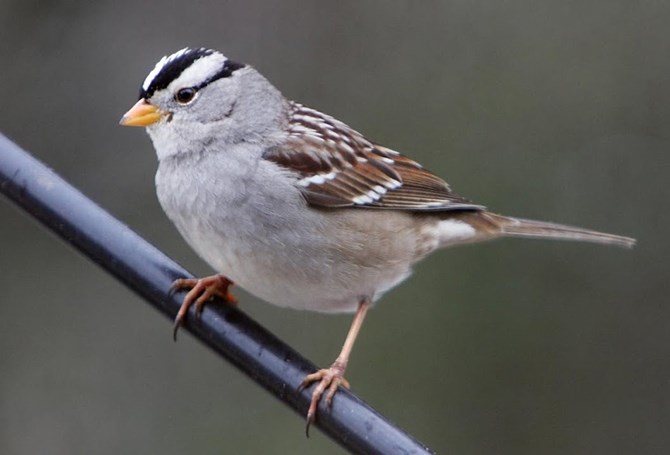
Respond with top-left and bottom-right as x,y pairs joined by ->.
263,102 -> 484,212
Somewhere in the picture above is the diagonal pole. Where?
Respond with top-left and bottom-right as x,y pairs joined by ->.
0,133 -> 435,455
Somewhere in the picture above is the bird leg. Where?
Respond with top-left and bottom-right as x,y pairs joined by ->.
298,298 -> 370,436
170,274 -> 237,340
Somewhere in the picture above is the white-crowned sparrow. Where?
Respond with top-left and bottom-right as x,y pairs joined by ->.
120,47 -> 635,429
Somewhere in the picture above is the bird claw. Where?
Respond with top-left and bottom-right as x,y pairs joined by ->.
298,360 -> 349,437
170,274 -> 237,340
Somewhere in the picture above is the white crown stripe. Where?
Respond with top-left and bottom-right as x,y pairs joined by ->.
142,47 -> 191,91
141,48 -> 230,96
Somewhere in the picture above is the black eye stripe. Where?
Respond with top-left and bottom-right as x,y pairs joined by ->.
139,48 -> 245,100
139,48 -> 212,99
192,60 -> 246,92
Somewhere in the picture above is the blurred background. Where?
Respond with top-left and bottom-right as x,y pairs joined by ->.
0,1 -> 667,454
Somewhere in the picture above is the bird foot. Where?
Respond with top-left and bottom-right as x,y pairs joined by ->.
170,274 -> 237,340
298,359 -> 350,436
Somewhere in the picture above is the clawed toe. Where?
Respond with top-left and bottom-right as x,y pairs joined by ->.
295,301 -> 369,437
170,274 -> 236,340
298,360 -> 349,437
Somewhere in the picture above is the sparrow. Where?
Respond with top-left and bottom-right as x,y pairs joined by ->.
120,47 -> 635,432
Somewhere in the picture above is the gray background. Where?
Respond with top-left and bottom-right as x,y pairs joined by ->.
0,1 -> 667,454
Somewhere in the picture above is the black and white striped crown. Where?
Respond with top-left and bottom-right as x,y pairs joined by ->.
139,47 -> 245,100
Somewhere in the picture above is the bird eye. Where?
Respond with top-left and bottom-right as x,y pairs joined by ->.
175,87 -> 197,104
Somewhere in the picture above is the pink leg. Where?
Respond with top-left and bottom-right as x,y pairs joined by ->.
298,298 -> 370,436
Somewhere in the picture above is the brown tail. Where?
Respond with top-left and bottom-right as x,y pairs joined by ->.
485,213 -> 636,248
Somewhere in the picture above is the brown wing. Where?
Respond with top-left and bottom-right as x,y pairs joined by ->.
263,102 -> 483,212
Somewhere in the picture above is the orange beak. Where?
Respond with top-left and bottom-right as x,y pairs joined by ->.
119,99 -> 164,127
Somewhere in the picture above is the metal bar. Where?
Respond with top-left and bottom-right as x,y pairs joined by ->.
0,133 -> 435,455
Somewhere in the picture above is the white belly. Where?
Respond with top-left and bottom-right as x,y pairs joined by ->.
155,153 -> 422,313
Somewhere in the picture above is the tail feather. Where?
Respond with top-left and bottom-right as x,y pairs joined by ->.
489,214 -> 636,248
